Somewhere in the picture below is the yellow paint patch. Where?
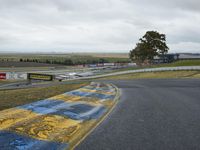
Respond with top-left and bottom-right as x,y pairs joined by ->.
50,94 -> 81,102
0,108 -> 39,130
79,88 -> 115,95
8,115 -> 81,143
49,94 -> 103,107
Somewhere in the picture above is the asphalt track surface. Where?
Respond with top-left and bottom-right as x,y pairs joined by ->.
76,79 -> 200,150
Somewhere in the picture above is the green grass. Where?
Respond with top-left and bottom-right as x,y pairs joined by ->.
0,80 -> 24,85
108,60 -> 200,73
0,82 -> 89,111
0,53 -> 130,66
97,70 -> 200,80
153,60 -> 200,67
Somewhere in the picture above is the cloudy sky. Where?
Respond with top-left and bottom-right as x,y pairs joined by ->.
0,0 -> 200,53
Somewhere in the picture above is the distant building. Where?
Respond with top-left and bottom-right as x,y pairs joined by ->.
178,53 -> 200,59
153,54 -> 179,64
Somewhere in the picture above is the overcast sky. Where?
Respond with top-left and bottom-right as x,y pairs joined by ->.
0,0 -> 200,53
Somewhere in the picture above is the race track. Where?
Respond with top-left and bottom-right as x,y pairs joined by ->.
76,79 -> 200,150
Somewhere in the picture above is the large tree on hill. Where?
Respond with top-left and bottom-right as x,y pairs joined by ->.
129,31 -> 169,64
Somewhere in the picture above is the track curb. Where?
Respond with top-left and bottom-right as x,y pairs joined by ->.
70,83 -> 121,150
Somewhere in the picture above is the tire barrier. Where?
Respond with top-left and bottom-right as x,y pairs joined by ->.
0,82 -> 119,150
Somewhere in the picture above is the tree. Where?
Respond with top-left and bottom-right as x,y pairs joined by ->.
64,59 -> 73,65
45,59 -> 50,64
129,31 -> 169,64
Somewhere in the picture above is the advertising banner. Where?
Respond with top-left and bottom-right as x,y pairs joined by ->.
0,73 -> 6,80
27,73 -> 54,81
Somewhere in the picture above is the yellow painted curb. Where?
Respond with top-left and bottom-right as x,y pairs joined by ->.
70,83 -> 121,150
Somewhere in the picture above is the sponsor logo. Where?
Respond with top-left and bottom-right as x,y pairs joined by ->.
0,73 -> 6,80
28,73 -> 54,81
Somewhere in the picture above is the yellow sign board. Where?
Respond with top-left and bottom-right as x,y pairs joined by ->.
28,73 -> 54,81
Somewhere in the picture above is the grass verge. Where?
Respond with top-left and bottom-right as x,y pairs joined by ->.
153,60 -> 200,67
0,82 -> 89,111
0,80 -> 24,85
110,60 -> 200,72
97,70 -> 200,80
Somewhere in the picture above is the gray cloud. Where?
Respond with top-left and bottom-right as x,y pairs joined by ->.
0,0 -> 199,53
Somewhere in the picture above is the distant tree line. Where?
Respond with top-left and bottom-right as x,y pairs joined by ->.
18,57 -> 130,66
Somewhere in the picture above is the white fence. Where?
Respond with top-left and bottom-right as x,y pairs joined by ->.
77,66 -> 200,80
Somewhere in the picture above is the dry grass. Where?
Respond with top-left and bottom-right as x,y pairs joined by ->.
0,82 -> 89,111
98,71 -> 200,80
0,80 -> 22,84
83,53 -> 129,58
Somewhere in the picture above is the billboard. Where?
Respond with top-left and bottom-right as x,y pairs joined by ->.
6,72 -> 27,80
27,73 -> 54,81
0,73 -> 6,80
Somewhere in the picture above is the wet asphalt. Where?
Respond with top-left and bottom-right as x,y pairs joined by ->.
76,79 -> 200,150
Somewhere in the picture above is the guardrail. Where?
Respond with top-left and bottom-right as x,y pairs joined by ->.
75,66 -> 200,80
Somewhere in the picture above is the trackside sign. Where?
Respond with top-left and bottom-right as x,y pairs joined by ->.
27,73 -> 54,81
0,73 -> 6,80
